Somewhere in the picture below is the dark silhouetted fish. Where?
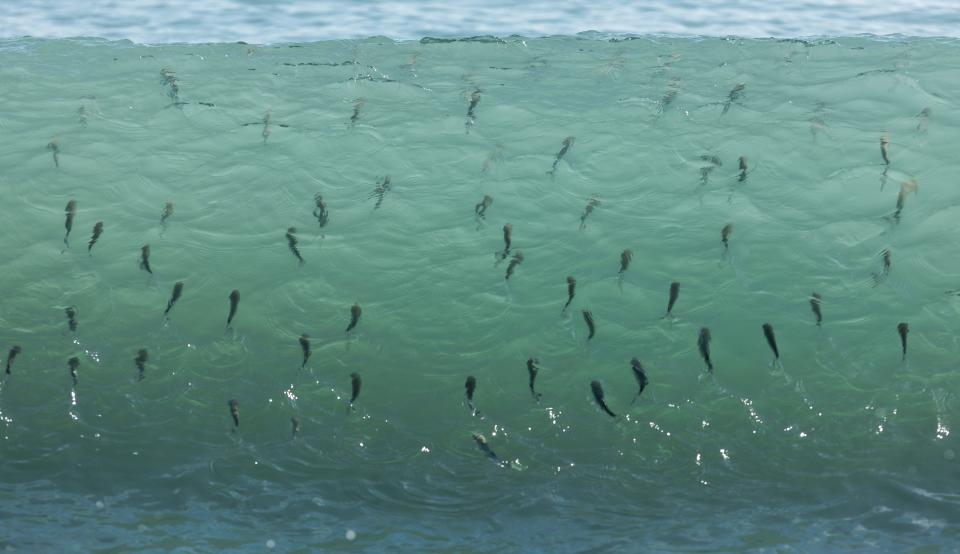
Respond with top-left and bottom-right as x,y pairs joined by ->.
498,223 -> 513,262
738,156 -> 748,182
563,276 -> 576,313
226,289 -> 240,328
465,375 -> 477,413
630,358 -> 648,403
161,202 -> 174,226
897,322 -> 909,361
618,249 -> 632,290
313,194 -> 329,228
666,281 -> 680,317
698,328 -> 713,372
721,224 -> 733,252
473,432 -> 499,461
590,380 -> 616,418
65,306 -> 78,332
228,399 -> 239,427
261,109 -> 272,142
892,179 -> 918,224
164,281 -> 184,317
87,222 -> 103,254
68,357 -> 79,387
299,333 -> 310,368
63,200 -> 77,250
916,107 -> 930,134
505,251 -> 524,280
810,293 -> 822,327
721,82 -> 745,115
872,249 -> 892,287
762,323 -> 780,360
291,416 -> 300,438
350,98 -> 364,127
135,349 -> 148,381
547,136 -> 574,177
582,310 -> 596,340
350,372 -> 362,406
475,195 -> 493,220
285,227 -> 304,265
466,89 -> 481,132
368,176 -> 392,209
5,346 -> 21,375
47,138 -> 60,168
139,245 -> 153,274
579,194 -> 600,230
526,358 -> 542,400
880,135 -> 890,165
346,303 -> 361,332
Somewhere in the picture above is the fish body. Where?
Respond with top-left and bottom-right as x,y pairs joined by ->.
228,399 -> 240,427
346,303 -> 361,332
721,224 -> 733,251
500,223 -> 513,260
291,416 -> 300,437
590,380 -> 616,418
630,358 -> 648,400
135,349 -> 148,381
548,136 -> 574,176
579,194 -> 600,230
762,323 -> 780,360
472,432 -> 499,461
350,372 -> 362,405
466,89 -> 481,131
582,310 -> 596,340
881,136 -> 890,165
313,194 -> 329,227
161,202 -> 174,225
87,222 -> 103,253
526,358 -> 542,400
65,306 -> 78,332
810,293 -> 822,326
261,110 -> 272,142
738,156 -> 748,182
299,333 -> 311,368
139,245 -> 153,274
666,282 -> 680,316
350,98 -> 364,127
721,83 -> 745,115
63,200 -> 77,249
563,276 -> 577,312
505,251 -> 524,280
369,176 -> 392,209
165,282 -> 184,316
285,227 -> 304,264
5,346 -> 21,375
697,328 -> 714,372
475,195 -> 493,219
465,375 -> 477,412
916,107 -> 930,133
897,322 -> 909,360
227,289 -> 240,327
48,138 -> 60,168
68,357 -> 80,387
619,249 -> 632,275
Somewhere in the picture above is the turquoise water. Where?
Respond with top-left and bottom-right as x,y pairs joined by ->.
1,35 -> 960,552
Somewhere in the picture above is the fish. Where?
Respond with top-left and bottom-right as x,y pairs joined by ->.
139,245 -> 153,274
499,223 -> 513,261
466,89 -> 481,131
5,346 -> 21,375
164,281 -> 184,317
810,293 -> 823,327
505,251 -> 524,280
579,194 -> 600,230
313,194 -> 329,228
880,135 -> 891,165
465,375 -> 477,412
47,138 -> 60,168
562,276 -> 576,313
916,107 -> 930,134
69,357 -> 80,387
475,195 -> 493,220
762,323 -> 780,360
738,156 -> 748,182
346,303 -> 362,332
368,176 -> 392,209
87,222 -> 103,253
160,68 -> 180,101
666,281 -> 680,317
697,328 -> 714,372
897,322 -> 909,361
873,249 -> 892,286
350,372 -> 362,406
291,416 -> 300,438
134,349 -> 148,381
547,136 -> 574,177
226,289 -> 240,328
582,310 -> 596,340
63,200 -> 77,250
590,380 -> 617,418
299,333 -> 311,368
472,432 -> 499,461
526,358 -> 542,400
161,202 -> 174,226
721,224 -> 733,252
618,249 -> 632,290
892,179 -> 918,223
630,358 -> 648,402
721,82 -> 745,115
261,109 -> 272,143
285,227 -> 304,265
65,306 -> 78,332
350,98 -> 364,127
228,399 -> 239,427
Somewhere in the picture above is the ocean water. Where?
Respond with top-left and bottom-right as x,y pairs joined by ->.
1,35 -> 960,552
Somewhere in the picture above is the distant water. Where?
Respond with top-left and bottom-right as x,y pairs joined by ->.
2,35 -> 960,552
2,0 -> 960,42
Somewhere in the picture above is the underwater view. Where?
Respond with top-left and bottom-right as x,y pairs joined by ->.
1,34 -> 959,551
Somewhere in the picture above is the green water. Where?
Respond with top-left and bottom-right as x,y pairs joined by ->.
1,36 -> 959,552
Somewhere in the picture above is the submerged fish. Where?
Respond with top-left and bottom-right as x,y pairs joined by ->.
762,323 -> 780,360
880,135 -> 891,165
346,303 -> 361,332
466,89 -> 481,132
465,375 -> 477,412
47,138 -> 60,168
291,416 -> 300,438
618,249 -> 632,290
499,223 -> 513,261
721,224 -> 733,252
810,293 -> 823,327
299,333 -> 311,368
563,276 -> 577,313
897,322 -> 909,361
630,358 -> 648,402
5,346 -> 22,375
139,245 -> 153,274
582,310 -> 596,340
547,136 -> 574,177
65,306 -> 78,333
472,432 -> 499,461
475,195 -> 493,220
697,328 -> 713,372
164,281 -> 184,317
228,399 -> 240,427
505,251 -> 524,280
63,200 -> 77,250
369,176 -> 392,209
916,107 -> 930,134
738,156 -> 748,182
579,194 -> 600,230
350,372 -> 362,406
666,281 -> 680,317
526,358 -> 542,400
285,227 -> 304,265
721,82 -> 745,115
590,380 -> 616,418
313,194 -> 329,228
892,179 -> 918,223
87,222 -> 103,254
134,349 -> 148,381
161,202 -> 174,226
226,289 -> 240,328
350,98 -> 364,127
872,249 -> 892,286
68,357 -> 80,387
